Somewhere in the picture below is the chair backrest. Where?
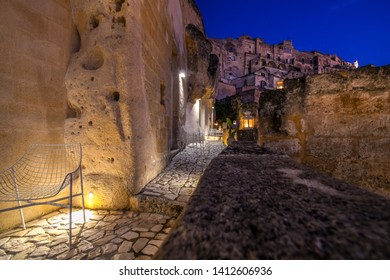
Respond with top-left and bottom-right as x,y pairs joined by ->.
0,144 -> 81,201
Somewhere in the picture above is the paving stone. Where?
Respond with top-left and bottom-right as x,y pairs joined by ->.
78,240 -> 94,253
122,231 -> 139,241
2,238 -> 28,250
112,238 -> 124,244
95,221 -> 111,229
57,248 -> 79,260
8,229 -> 30,237
90,215 -> 105,221
11,247 -> 35,260
88,247 -> 102,259
110,210 -> 124,215
118,241 -> 133,253
135,255 -> 152,260
102,223 -> 117,231
84,221 -> 98,229
115,226 -> 131,236
71,253 -> 86,260
29,246 -> 50,258
112,253 -> 135,260
87,230 -> 105,241
51,235 -> 68,246
46,229 -> 66,236
177,195 -> 190,202
149,240 -> 163,247
132,227 -> 148,232
138,213 -> 151,219
140,232 -> 156,238
0,237 -> 10,247
132,238 -> 149,253
164,194 -> 178,200
142,245 -> 159,255
179,188 -> 194,195
155,233 -> 168,240
25,227 -> 46,237
47,243 -> 68,258
150,224 -> 164,232
103,215 -> 121,222
142,191 -> 161,197
94,234 -> 116,246
102,243 -> 118,255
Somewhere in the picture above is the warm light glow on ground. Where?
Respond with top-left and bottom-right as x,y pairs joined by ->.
72,208 -> 94,222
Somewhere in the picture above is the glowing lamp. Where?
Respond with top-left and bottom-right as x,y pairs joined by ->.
179,72 -> 186,78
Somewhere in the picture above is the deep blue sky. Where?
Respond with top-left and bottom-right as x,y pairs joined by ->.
194,0 -> 390,67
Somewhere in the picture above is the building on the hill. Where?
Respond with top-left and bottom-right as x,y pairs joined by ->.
211,36 -> 357,133
212,36 -> 356,93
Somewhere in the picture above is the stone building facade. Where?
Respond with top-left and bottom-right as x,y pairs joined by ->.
0,0 -> 216,231
212,36 -> 356,97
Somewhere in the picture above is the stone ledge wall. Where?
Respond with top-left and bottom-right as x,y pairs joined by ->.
258,66 -> 390,196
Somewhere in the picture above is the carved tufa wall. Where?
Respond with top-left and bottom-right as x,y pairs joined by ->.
0,0 -> 78,231
258,66 -> 390,197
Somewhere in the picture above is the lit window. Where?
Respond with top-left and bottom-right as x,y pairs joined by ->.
276,81 -> 284,89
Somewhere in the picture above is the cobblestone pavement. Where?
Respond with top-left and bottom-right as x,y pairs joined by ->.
135,141 -> 226,216
0,141 -> 225,260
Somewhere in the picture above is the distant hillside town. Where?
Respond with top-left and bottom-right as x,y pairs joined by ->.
211,36 -> 358,100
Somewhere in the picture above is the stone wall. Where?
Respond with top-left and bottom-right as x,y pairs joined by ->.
0,0 -> 77,230
65,0 -> 210,209
258,66 -> 390,196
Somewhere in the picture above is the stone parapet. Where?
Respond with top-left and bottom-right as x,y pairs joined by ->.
156,142 -> 390,259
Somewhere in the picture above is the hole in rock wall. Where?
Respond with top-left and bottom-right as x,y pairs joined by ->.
82,47 -> 104,70
112,91 -> 120,101
90,15 -> 100,29
112,16 -> 126,27
115,0 -> 125,12
72,26 -> 81,53
160,80 -> 166,106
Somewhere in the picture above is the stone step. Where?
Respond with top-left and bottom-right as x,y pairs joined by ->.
130,195 -> 185,218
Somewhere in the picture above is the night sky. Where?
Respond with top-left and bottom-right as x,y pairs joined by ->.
194,0 -> 390,67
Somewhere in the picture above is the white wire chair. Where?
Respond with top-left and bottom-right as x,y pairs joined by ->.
0,144 -> 85,248
186,131 -> 205,154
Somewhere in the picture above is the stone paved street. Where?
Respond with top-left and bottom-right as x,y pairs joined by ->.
0,141 -> 226,260
0,209 -> 174,260
134,141 -> 226,216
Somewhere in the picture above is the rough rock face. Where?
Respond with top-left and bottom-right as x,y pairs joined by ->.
185,24 -> 217,103
258,66 -> 390,196
65,0 -> 208,209
65,0 -> 136,209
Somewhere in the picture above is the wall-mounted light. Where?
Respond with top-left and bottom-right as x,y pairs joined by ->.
179,72 -> 186,78
88,192 -> 94,199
